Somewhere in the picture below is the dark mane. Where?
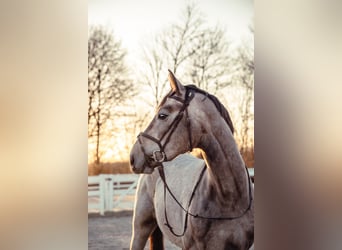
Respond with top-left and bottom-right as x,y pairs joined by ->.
157,85 -> 234,134
185,85 -> 234,134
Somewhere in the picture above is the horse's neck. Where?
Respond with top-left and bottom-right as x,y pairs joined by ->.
199,121 -> 249,209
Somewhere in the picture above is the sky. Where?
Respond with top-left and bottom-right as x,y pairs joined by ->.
88,0 -> 253,62
88,0 -> 254,162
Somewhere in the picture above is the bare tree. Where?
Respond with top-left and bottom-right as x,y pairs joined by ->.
189,25 -> 232,95
133,4 -> 254,164
138,3 -> 232,111
88,26 -> 133,164
161,3 -> 204,75
234,27 -> 254,157
140,39 -> 166,107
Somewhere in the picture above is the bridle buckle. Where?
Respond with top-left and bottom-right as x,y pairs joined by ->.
152,150 -> 166,163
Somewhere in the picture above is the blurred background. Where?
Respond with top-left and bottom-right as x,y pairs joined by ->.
88,0 -> 254,175
1,0 -> 341,249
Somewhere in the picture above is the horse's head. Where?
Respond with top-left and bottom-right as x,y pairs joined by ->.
130,70 -> 204,174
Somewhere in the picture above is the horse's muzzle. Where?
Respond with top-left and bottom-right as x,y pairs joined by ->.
130,151 -> 155,174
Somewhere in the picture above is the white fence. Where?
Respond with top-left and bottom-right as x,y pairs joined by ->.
88,169 -> 254,215
88,174 -> 139,215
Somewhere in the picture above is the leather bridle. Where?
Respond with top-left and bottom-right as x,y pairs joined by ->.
136,87 -> 195,172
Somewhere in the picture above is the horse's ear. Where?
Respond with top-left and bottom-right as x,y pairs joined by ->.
168,69 -> 185,95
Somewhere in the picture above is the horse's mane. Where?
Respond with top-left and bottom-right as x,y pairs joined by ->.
185,85 -> 234,134
158,85 -> 234,134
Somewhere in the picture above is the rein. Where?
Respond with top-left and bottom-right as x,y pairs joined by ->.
158,164 -> 253,237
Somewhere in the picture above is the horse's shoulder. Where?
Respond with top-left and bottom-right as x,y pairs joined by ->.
157,154 -> 206,200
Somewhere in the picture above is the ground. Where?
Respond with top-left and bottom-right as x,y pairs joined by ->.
88,211 -> 180,250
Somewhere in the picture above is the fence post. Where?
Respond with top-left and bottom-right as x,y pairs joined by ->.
99,175 -> 105,215
104,175 -> 114,211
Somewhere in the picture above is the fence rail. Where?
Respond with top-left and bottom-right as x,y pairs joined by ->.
88,169 -> 254,215
88,174 -> 139,215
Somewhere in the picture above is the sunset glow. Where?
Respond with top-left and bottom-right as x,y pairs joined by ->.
88,0 -> 254,163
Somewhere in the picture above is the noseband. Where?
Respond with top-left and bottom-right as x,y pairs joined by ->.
137,87 -> 195,171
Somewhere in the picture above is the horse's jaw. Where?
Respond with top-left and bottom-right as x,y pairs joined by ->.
131,165 -> 155,174
142,167 -> 154,174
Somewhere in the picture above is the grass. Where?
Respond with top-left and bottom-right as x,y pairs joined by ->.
88,161 -> 132,176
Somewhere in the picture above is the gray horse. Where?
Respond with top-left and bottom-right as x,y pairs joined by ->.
129,71 -> 254,250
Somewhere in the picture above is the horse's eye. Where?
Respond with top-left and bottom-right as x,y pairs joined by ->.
158,113 -> 168,120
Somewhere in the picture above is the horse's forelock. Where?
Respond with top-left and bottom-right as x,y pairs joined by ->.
157,90 -> 174,110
